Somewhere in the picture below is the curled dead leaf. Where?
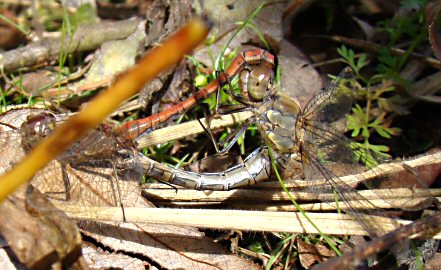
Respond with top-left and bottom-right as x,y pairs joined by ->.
425,0 -> 441,61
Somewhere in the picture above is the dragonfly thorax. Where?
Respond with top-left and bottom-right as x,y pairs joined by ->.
263,112 -> 296,153
256,88 -> 303,153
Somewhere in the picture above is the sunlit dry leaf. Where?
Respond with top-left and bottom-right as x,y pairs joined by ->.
82,243 -> 146,270
194,0 -> 285,65
78,21 -> 146,88
0,185 -> 83,269
0,241 -> 17,270
81,207 -> 259,270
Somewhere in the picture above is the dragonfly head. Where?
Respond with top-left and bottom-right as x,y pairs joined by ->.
239,65 -> 274,102
20,112 -> 56,152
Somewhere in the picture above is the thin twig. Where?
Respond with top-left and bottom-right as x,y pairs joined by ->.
0,19 -> 143,73
324,35 -> 441,69
312,211 -> 441,270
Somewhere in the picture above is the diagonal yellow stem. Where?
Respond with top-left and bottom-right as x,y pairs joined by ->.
0,18 -> 210,203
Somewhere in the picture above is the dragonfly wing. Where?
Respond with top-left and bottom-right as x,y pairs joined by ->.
301,146 -> 385,237
299,75 -> 396,237
302,67 -> 356,128
0,108 -> 143,216
50,129 -> 143,211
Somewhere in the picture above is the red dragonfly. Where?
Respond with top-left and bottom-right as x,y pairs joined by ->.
116,48 -> 275,141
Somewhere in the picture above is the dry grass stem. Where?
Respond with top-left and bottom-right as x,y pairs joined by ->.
136,111 -> 253,148
143,187 -> 441,202
58,206 -> 441,238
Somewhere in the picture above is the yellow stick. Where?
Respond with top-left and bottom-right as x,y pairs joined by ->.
0,18 -> 210,202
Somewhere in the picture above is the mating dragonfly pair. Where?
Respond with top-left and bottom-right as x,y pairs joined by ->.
0,48 -> 424,238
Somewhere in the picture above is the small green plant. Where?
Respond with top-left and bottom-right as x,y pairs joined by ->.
142,141 -> 189,166
336,45 -> 368,81
376,0 -> 428,82
266,233 -> 296,270
337,45 -> 401,166
376,0 -> 427,47
335,0 -> 430,166
0,14 -> 30,36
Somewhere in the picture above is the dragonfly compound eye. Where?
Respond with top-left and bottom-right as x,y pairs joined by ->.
239,65 -> 274,102
20,112 -> 57,152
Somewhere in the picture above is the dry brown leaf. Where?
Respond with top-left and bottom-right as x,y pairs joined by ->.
382,156 -> 441,189
297,238 -> 336,269
82,243 -> 146,270
0,8 -> 27,50
186,152 -> 244,173
424,252 -> 441,270
97,0 -> 139,19
426,0 -> 441,61
0,185 -> 83,269
80,191 -> 258,270
18,70 -> 57,96
138,0 -> 193,110
278,39 -> 323,108
82,221 -> 258,270
194,0 -> 285,64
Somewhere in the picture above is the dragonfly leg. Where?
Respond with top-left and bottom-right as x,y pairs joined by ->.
212,70 -> 224,117
215,69 -> 242,116
218,116 -> 257,155
192,103 -> 221,153
217,67 -> 260,107
216,104 -> 249,114
223,86 -> 263,107
39,163 -> 72,202
112,161 -> 127,222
